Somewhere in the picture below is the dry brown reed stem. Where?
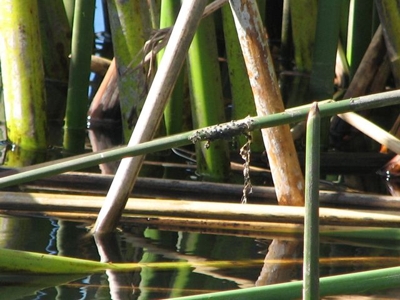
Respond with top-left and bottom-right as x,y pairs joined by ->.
88,58 -> 119,120
229,0 -> 304,206
335,26 -> 397,155
90,55 -> 112,76
93,0 -> 207,234
4,192 -> 400,228
343,26 -> 386,99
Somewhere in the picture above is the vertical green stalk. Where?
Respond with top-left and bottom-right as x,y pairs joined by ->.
289,0 -> 318,73
37,0 -> 71,127
346,0 -> 375,79
0,0 -> 47,150
221,4 -> 263,152
38,0 -> 71,82
309,0 -> 342,100
309,0 -> 342,149
303,102 -> 320,300
284,0 -> 317,108
107,0 -> 151,142
63,0 -> 95,153
187,15 -> 230,181
280,0 -> 292,70
159,0 -> 185,136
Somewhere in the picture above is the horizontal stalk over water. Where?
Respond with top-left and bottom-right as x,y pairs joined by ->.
1,89 -> 400,189
171,264 -> 400,299
3,192 -> 400,228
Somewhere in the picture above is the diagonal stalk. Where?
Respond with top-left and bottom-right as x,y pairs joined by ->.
1,90 -> 400,189
228,0 -> 305,206
93,0 -> 208,234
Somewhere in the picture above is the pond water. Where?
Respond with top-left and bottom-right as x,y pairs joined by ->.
2,212 -> 400,299
0,214 -> 261,299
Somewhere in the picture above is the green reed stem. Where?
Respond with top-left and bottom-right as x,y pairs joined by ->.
289,0 -> 318,72
170,264 -> 400,299
0,0 -> 48,150
1,90 -> 400,189
221,4 -> 263,151
159,0 -> 185,136
303,103 -> 320,300
187,12 -> 230,181
63,0 -> 95,153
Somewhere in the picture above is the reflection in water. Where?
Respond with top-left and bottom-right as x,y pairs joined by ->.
256,239 -> 302,286
1,215 -> 400,299
94,232 -> 138,299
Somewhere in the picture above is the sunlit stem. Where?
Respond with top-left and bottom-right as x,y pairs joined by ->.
303,102 -> 320,300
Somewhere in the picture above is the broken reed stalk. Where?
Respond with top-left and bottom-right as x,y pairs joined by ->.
229,0 -> 305,206
344,26 -> 385,98
1,90 -> 400,189
93,0 -> 207,234
338,112 -> 400,154
303,103 -> 320,300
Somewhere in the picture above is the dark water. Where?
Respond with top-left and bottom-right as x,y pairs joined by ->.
2,213 -> 400,299
0,214 -> 261,299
